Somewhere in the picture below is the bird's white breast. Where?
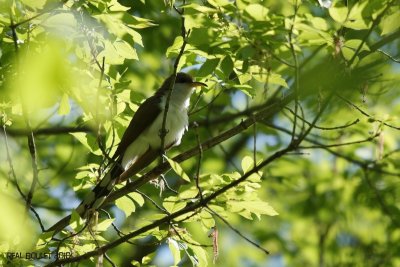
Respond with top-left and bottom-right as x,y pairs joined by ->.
121,85 -> 192,170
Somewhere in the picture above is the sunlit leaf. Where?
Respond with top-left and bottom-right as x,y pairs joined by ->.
241,155 -> 254,173
58,93 -> 70,115
220,55 -> 234,77
163,196 -> 186,213
168,238 -> 182,265
245,4 -> 269,21
166,36 -> 184,58
228,200 -> 279,217
329,4 -> 348,24
95,218 -> 115,232
165,156 -> 191,182
381,11 -> 400,35
130,192 -> 145,207
197,58 -> 220,77
116,195 -> 136,217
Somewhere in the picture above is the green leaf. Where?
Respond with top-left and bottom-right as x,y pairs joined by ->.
131,260 -> 140,267
208,0 -> 230,7
200,210 -> 215,229
241,155 -> 254,173
343,1 -> 369,30
342,39 -> 370,60
189,245 -> 208,266
329,5 -> 348,24
125,15 -> 158,29
69,210 -> 85,231
245,4 -> 269,21
130,192 -> 145,207
20,0 -> 47,9
166,36 -> 184,58
108,0 -> 130,11
58,93 -> 70,115
233,84 -> 255,98
168,238 -> 182,265
197,58 -> 220,77
269,73 -> 288,88
165,156 -> 191,182
179,186 -> 199,199
220,55 -> 234,77
183,3 -> 217,13
228,200 -> 279,218
95,218 -> 115,232
114,39 -> 138,60
163,196 -> 186,213
42,13 -> 77,31
95,13 -> 143,46
381,11 -> 400,35
70,132 -> 101,155
116,195 -> 136,217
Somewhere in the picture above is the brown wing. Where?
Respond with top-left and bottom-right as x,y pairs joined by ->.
112,94 -> 162,161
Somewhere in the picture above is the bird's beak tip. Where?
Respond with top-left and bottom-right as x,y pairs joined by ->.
192,81 -> 207,88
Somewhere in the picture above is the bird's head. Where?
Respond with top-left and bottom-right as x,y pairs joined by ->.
160,72 -> 207,95
175,72 -> 207,89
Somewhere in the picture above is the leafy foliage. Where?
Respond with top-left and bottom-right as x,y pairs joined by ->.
0,0 -> 400,266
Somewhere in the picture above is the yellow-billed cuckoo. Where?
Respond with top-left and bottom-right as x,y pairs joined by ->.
76,72 -> 206,217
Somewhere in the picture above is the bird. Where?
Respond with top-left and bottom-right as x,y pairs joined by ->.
76,72 -> 206,217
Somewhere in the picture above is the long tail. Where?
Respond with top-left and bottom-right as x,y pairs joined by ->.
75,148 -> 160,218
75,161 -> 123,218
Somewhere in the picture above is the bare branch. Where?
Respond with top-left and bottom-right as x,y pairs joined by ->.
207,207 -> 269,255
337,94 -> 400,130
288,0 -> 300,143
298,132 -> 380,149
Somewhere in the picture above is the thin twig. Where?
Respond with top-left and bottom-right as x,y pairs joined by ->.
288,0 -> 300,144
298,132 -> 380,149
169,224 -> 212,248
377,49 -> 400,63
363,169 -> 400,226
265,123 -> 400,177
189,83 -> 226,115
193,122 -> 204,200
207,207 -> 269,255
253,118 -> 257,168
100,209 -> 136,245
159,2 -> 189,161
136,190 -> 169,214
285,107 -> 360,130
29,206 -> 46,232
337,94 -> 400,130
3,126 -> 26,200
